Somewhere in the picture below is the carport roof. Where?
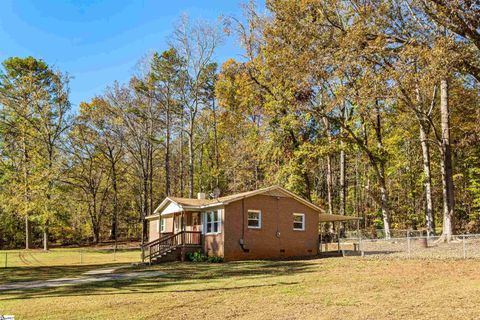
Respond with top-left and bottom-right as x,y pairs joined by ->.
318,214 -> 362,222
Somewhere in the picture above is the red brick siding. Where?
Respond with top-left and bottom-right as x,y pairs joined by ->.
223,195 -> 319,261
202,209 -> 224,257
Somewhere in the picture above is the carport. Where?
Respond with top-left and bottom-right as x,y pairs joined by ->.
319,214 -> 362,253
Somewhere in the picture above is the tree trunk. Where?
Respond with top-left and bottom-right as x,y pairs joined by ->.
326,155 -> 333,215
212,98 -> 220,187
439,79 -> 455,241
419,122 -> 435,236
339,104 -> 347,216
22,134 -> 32,249
109,151 -> 119,241
377,167 -> 391,239
141,174 -> 149,245
180,112 -> 185,197
339,148 -> 346,215
44,149 -> 54,251
322,117 -> 333,216
374,104 -> 391,239
149,144 -> 154,217
25,216 -> 32,249
188,120 -> 195,198
414,84 -> 436,237
43,224 -> 49,251
165,103 -> 171,196
93,223 -> 100,244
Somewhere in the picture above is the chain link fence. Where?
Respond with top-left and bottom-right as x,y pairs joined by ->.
0,248 -> 142,268
333,233 -> 480,259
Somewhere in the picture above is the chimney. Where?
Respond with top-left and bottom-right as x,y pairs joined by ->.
197,192 -> 206,200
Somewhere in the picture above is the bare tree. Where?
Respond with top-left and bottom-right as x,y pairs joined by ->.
170,15 -> 223,197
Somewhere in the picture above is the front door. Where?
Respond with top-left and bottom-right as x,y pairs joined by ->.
192,213 -> 199,231
192,212 -> 200,243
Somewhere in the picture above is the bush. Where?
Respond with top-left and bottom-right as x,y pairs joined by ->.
206,256 -> 224,263
186,251 -> 223,263
186,251 -> 207,262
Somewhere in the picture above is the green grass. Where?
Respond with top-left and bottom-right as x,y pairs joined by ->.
1,257 -> 480,319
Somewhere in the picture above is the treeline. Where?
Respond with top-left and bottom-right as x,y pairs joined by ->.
1,1 -> 479,248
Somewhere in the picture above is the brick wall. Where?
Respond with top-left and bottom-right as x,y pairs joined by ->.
223,194 -> 319,261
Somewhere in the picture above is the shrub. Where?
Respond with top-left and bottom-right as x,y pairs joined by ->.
186,251 -> 207,262
186,251 -> 223,263
207,256 -> 224,263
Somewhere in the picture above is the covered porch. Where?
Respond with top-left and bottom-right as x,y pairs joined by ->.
143,210 -> 203,263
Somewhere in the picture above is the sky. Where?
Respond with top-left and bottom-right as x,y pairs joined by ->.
0,0 -> 252,109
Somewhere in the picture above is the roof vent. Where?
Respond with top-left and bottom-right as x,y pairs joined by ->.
197,192 -> 206,200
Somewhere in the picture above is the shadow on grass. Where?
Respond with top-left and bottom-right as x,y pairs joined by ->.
0,259 -> 317,301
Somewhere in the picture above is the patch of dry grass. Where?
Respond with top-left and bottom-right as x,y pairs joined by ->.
1,258 -> 480,319
0,248 -> 140,269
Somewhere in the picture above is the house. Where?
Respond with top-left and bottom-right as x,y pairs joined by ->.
143,185 -> 356,263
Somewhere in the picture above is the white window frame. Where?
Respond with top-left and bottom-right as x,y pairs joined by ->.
157,218 -> 166,233
247,210 -> 262,229
293,213 -> 305,231
203,210 -> 222,235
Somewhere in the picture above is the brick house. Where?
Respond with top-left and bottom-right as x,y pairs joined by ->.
143,185 -> 352,263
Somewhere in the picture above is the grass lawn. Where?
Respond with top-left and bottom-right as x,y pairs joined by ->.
1,257 -> 480,319
0,248 -> 141,270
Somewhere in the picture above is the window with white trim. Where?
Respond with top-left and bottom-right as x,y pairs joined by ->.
204,210 -> 221,234
157,218 -> 166,233
293,213 -> 305,231
247,210 -> 261,229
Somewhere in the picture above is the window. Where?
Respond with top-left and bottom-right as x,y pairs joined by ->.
247,210 -> 261,229
157,218 -> 166,233
204,210 -> 221,234
293,213 -> 305,231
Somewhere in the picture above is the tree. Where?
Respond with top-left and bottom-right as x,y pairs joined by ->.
170,15 -> 223,197
77,98 -> 125,242
0,56 -> 71,250
66,123 -> 110,243
149,48 -> 185,196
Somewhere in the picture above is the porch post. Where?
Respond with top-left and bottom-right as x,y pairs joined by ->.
181,210 -> 186,261
181,211 -> 185,243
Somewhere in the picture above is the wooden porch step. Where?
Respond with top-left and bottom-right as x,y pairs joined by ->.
141,230 -> 202,264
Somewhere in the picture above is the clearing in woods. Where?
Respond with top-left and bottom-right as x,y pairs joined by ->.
0,256 -> 479,319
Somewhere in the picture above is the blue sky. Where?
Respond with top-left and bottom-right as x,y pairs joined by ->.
0,0 -> 253,109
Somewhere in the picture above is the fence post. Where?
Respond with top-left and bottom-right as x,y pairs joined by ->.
113,248 -> 116,262
407,233 -> 411,258
463,236 -> 466,259
4,252 -> 7,268
80,250 -> 83,264
360,236 -> 364,257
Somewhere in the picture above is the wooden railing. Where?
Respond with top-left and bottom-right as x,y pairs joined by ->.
141,231 -> 202,263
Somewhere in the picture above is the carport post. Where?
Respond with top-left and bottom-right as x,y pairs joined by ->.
337,222 -> 341,253
357,219 -> 361,253
319,225 -> 323,253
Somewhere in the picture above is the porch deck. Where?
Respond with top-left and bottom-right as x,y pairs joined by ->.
141,231 -> 202,264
